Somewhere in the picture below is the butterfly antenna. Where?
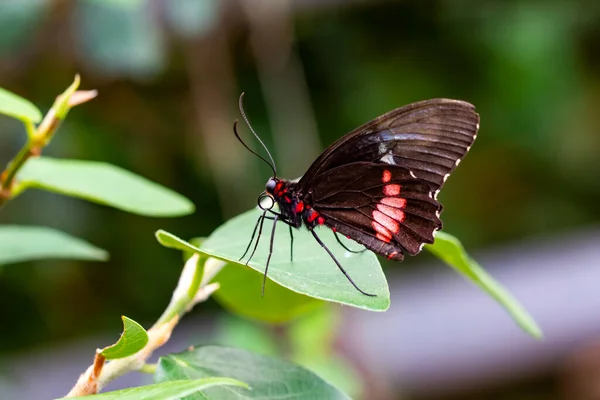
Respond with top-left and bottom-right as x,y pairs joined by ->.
237,93 -> 277,177
233,121 -> 276,177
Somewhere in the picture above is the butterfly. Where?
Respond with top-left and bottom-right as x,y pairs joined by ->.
234,94 -> 479,296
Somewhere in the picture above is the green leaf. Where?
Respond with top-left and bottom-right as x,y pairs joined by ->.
291,355 -> 360,400
0,225 -> 108,266
155,346 -> 350,400
160,234 -> 323,322
215,316 -> 280,356
66,377 -> 248,400
99,316 -> 148,360
16,157 -> 195,217
213,263 -> 324,323
156,207 -> 390,312
0,86 -> 42,123
426,231 -> 542,338
289,307 -> 361,398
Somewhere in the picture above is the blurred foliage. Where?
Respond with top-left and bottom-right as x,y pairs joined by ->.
1,1 -> 600,398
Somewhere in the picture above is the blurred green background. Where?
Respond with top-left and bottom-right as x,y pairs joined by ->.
2,0 -> 600,399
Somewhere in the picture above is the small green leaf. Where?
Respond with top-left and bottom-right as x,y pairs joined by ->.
65,377 -> 248,400
0,86 -> 42,123
155,346 -> 350,399
0,225 -> 108,266
426,231 -> 542,338
99,316 -> 149,360
16,157 -> 195,217
156,207 -> 390,312
52,74 -> 80,120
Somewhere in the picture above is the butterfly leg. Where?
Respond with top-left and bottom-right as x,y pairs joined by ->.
243,211 -> 270,266
289,225 -> 294,262
239,210 -> 267,261
310,229 -> 376,297
262,214 -> 279,297
334,232 -> 367,254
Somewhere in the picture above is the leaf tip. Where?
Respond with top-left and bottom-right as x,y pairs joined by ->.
525,321 -> 544,340
69,90 -> 98,107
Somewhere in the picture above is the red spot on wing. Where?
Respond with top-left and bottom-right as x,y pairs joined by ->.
376,232 -> 392,243
377,204 -> 405,222
382,170 -> 392,183
373,210 -> 400,234
381,197 -> 407,208
383,184 -> 401,196
372,221 -> 392,242
295,201 -> 304,213
332,227 -> 337,232
387,252 -> 398,260
317,216 -> 325,225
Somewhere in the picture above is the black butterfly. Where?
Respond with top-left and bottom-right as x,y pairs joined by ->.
235,94 -> 479,296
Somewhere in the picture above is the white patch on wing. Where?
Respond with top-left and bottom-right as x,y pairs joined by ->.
380,153 -> 396,165
378,142 -> 387,155
409,170 -> 417,179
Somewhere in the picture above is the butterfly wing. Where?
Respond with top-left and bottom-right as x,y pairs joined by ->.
305,162 -> 441,260
298,98 -> 479,195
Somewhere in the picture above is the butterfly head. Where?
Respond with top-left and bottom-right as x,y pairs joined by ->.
265,177 -> 278,195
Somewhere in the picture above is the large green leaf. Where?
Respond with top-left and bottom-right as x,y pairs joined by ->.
0,225 -> 108,266
67,378 -> 248,400
426,231 -> 542,338
156,208 -> 390,311
160,234 -> 323,322
16,157 -> 194,217
215,316 -> 280,357
0,86 -> 42,123
100,316 -> 149,360
212,263 -> 324,323
155,346 -> 350,400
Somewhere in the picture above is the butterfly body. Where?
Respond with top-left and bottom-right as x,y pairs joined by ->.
265,178 -> 320,228
238,97 -> 479,295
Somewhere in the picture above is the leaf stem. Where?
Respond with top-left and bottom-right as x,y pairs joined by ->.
0,142 -> 38,194
156,254 -> 205,325
65,255 -> 222,397
0,76 -> 95,208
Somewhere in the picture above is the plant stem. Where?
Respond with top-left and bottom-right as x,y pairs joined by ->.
139,363 -> 157,374
1,143 -> 37,192
65,255 -> 221,397
156,254 -> 205,325
0,77 -> 95,208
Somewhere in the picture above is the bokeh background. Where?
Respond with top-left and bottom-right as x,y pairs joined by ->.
2,0 -> 600,399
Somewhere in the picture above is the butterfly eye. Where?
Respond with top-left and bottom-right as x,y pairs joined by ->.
265,178 -> 278,194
